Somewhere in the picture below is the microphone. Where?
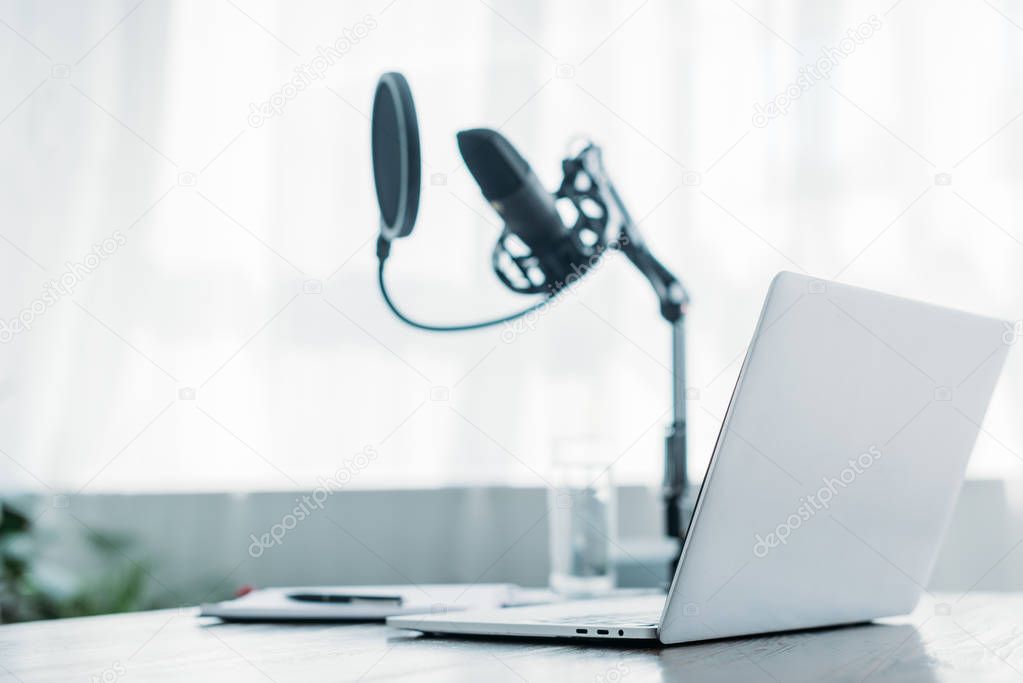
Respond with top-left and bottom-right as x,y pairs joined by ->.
370,75 -> 553,332
369,71 -> 693,563
457,128 -> 590,294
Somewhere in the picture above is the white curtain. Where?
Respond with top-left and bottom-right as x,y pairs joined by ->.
0,0 -> 1020,496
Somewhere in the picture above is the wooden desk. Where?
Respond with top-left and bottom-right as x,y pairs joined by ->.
1,592 -> 1020,682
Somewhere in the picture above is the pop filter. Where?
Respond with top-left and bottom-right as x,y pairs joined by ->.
370,71 -> 553,333
372,72 -> 420,241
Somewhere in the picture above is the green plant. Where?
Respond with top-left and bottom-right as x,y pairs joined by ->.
0,502 -> 152,623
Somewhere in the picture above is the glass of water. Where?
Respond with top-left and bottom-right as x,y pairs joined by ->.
547,438 -> 617,596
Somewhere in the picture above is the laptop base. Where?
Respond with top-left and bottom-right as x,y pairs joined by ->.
388,595 -> 663,641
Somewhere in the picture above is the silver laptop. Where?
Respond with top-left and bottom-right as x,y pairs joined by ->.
389,272 -> 1010,645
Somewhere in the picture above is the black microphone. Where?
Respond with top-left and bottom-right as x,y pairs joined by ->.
370,74 -> 553,332
457,128 -> 587,293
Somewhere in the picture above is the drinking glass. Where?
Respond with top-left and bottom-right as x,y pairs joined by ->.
547,438 -> 617,596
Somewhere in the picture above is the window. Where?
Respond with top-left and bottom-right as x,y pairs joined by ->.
1,1 -> 1019,493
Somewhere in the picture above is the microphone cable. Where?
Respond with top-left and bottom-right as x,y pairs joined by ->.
376,237 -> 552,333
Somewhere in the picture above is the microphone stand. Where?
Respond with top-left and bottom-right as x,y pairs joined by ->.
666,315 -> 689,546
618,236 -> 691,576
598,172 -> 692,577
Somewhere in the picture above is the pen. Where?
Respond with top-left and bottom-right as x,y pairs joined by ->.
286,593 -> 403,605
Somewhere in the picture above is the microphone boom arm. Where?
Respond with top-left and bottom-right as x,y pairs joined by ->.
572,143 -> 693,561
616,191 -> 693,555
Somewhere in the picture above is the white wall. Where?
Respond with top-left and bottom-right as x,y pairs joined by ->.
13,480 -> 1015,608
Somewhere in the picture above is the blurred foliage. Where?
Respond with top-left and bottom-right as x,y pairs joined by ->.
0,502 -> 152,623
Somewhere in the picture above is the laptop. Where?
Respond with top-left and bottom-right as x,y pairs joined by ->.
388,272 -> 1011,644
